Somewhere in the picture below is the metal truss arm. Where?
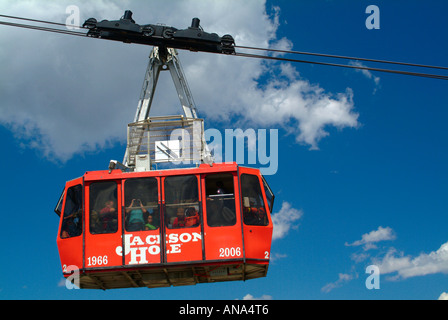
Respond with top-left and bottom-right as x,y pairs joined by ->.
166,50 -> 198,119
123,46 -> 211,168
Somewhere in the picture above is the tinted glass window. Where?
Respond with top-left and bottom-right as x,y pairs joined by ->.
55,189 -> 64,216
60,185 -> 83,238
241,174 -> 268,226
164,175 -> 200,229
205,173 -> 236,227
261,175 -> 275,212
89,181 -> 118,234
124,178 -> 159,231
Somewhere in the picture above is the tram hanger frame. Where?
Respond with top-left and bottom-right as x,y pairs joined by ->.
116,46 -> 212,172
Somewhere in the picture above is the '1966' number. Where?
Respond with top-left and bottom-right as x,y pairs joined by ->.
87,255 -> 108,266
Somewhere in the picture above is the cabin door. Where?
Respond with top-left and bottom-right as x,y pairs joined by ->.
239,168 -> 273,261
122,177 -> 162,266
162,174 -> 203,263
84,180 -> 123,270
202,172 -> 244,261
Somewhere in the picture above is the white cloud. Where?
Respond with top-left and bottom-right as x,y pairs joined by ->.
349,60 -> 381,88
321,273 -> 355,293
329,227 -> 447,293
350,252 -> 370,263
438,292 -> 448,300
0,0 -> 359,162
271,201 -> 303,240
373,241 -> 448,279
345,226 -> 396,250
57,278 -> 66,287
270,252 -> 288,262
242,294 -> 273,300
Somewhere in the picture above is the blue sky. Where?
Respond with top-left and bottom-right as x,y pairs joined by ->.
0,0 -> 447,300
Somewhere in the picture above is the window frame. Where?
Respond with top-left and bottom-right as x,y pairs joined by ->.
241,173 -> 269,227
123,177 -> 160,232
204,173 -> 237,228
60,184 -> 83,239
261,175 -> 275,213
54,188 -> 65,217
164,175 -> 201,229
88,181 -> 119,235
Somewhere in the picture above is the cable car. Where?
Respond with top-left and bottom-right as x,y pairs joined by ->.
53,12 -> 275,289
55,162 -> 274,289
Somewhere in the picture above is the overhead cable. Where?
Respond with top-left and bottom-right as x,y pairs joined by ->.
234,52 -> 448,80
0,13 -> 86,29
236,45 -> 448,71
0,20 -> 86,37
1,13 -> 447,80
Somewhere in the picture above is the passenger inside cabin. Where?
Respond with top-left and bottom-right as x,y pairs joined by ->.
205,174 -> 236,227
60,227 -> 70,239
216,181 -> 227,195
62,208 -> 82,237
172,206 -> 199,228
243,198 -> 267,226
126,199 -> 147,231
89,210 -> 101,234
99,200 -> 118,233
172,207 -> 186,228
184,207 -> 199,227
145,214 -> 157,230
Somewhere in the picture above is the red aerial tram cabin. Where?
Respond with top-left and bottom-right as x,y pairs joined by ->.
53,12 -> 275,290
55,162 -> 274,289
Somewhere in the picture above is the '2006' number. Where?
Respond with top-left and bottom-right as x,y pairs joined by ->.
87,255 -> 108,266
219,247 -> 241,257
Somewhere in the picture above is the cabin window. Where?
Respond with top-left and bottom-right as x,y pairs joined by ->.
205,173 -> 236,227
241,174 -> 269,226
60,184 -> 83,239
164,175 -> 200,229
124,178 -> 159,231
54,189 -> 64,216
261,175 -> 275,212
89,181 -> 118,234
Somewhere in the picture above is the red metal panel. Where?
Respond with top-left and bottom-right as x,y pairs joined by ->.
122,230 -> 162,265
164,227 -> 203,263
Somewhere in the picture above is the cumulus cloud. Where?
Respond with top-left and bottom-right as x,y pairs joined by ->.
373,241 -> 448,280
271,201 -> 303,240
0,0 -> 359,162
323,226 -> 396,293
327,226 -> 448,293
321,273 -> 355,293
345,226 -> 396,251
